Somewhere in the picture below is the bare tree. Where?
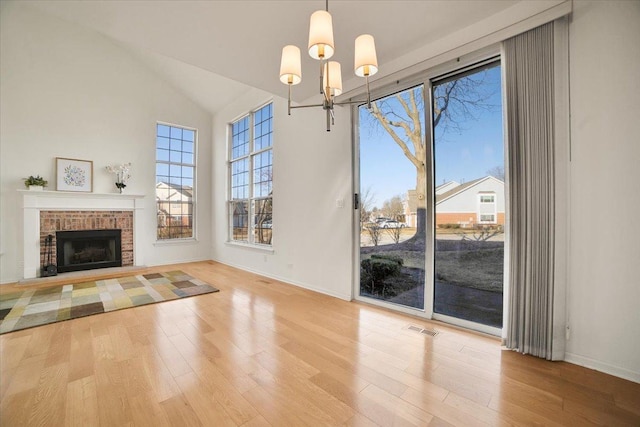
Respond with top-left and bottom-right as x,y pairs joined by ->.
359,186 -> 376,229
368,68 -> 499,244
366,224 -> 382,246
386,226 -> 403,244
486,165 -> 505,181
380,194 -> 404,219
459,225 -> 503,242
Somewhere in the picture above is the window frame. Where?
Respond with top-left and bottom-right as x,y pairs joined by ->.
477,193 -> 497,224
227,102 -> 273,248
155,122 -> 197,242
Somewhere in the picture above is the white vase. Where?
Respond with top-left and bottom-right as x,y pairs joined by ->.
28,185 -> 44,191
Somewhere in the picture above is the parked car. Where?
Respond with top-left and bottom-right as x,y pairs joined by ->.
379,219 -> 406,228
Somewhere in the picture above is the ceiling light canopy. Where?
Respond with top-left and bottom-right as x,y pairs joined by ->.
279,0 -> 379,131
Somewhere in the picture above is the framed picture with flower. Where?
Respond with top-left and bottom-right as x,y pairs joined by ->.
56,157 -> 93,192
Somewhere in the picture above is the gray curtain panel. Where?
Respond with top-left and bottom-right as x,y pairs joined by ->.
503,22 -> 556,359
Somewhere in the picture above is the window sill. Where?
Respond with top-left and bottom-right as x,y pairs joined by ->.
225,241 -> 274,253
154,238 -> 199,247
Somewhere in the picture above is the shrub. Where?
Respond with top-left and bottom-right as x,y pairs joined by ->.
438,223 -> 461,229
371,253 -> 404,266
361,257 -> 402,297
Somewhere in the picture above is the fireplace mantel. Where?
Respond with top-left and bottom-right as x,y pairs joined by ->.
20,190 -> 145,279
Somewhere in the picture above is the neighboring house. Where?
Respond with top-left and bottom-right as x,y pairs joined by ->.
403,176 -> 505,228
435,180 -> 461,195
156,181 -> 193,226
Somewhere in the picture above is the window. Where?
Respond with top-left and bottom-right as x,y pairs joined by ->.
156,123 -> 196,240
480,214 -> 496,222
480,195 -> 495,203
229,103 -> 273,246
478,193 -> 497,224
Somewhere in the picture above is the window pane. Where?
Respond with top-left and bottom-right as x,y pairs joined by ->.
170,127 -> 182,139
231,201 -> 249,242
183,141 -> 194,154
157,137 -> 170,150
157,149 -> 169,162
170,139 -> 182,151
170,150 -> 181,163
183,129 -> 195,142
253,198 -> 273,245
182,152 -> 194,165
157,124 -> 170,137
182,166 -> 193,178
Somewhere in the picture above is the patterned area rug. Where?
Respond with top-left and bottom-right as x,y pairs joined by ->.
0,271 -> 219,334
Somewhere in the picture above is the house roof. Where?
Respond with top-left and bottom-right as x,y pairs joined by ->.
435,181 -> 461,194
435,175 -> 504,204
156,181 -> 193,199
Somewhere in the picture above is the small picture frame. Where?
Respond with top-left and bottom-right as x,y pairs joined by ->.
56,157 -> 93,192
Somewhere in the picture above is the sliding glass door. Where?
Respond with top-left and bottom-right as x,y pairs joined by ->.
356,58 -> 505,331
432,60 -> 504,328
357,85 -> 426,310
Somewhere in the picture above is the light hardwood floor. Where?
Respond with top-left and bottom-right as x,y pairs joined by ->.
1,261 -> 639,426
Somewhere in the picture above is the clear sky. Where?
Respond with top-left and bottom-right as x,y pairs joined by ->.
359,65 -> 503,208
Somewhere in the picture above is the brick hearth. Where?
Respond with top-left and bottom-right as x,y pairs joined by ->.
39,210 -> 134,267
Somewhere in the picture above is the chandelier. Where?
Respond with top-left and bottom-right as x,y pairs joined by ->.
279,1 -> 379,131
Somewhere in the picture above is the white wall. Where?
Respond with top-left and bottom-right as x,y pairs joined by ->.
211,91 -> 354,300
0,3 -> 213,283
565,0 -> 640,382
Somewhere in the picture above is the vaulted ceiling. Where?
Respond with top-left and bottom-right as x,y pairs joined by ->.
23,1 -> 561,114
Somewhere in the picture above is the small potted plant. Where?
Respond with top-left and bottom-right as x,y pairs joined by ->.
23,175 -> 48,191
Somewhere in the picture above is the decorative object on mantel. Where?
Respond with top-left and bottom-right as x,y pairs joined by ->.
56,157 -> 93,192
106,162 -> 131,193
23,175 -> 48,191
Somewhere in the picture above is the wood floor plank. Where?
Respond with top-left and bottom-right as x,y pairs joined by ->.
65,376 -> 99,427
159,394 -> 203,427
361,383 -> 434,426
174,372 -> 238,427
1,261 -> 638,427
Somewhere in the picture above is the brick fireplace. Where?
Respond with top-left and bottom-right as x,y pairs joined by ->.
40,210 -> 134,269
21,191 -> 144,279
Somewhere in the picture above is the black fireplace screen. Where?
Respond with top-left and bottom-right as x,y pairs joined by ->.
56,229 -> 122,273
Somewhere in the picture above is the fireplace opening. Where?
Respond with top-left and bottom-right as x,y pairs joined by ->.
56,229 -> 122,273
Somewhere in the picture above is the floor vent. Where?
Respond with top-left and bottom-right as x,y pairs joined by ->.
407,325 -> 438,337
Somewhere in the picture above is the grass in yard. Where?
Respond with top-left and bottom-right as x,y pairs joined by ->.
360,243 -> 503,293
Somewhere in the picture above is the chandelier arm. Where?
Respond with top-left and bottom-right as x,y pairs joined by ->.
319,60 -> 325,95
334,99 -> 372,106
326,108 -> 331,132
290,103 -> 325,109
365,75 -> 372,109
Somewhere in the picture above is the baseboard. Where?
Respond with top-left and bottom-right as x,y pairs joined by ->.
565,352 -> 640,384
212,258 -> 353,302
148,257 -> 210,268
